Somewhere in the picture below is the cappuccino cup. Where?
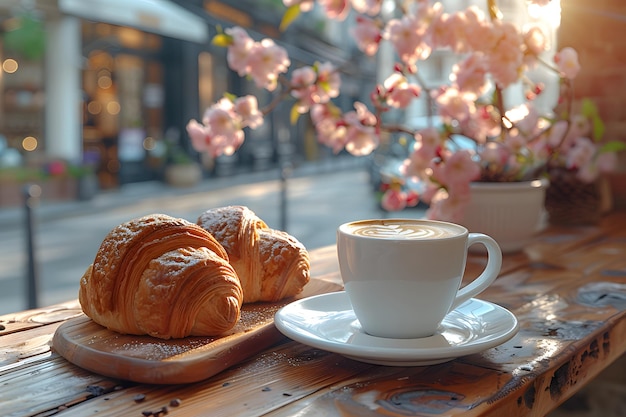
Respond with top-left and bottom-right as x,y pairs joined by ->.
337,219 -> 502,339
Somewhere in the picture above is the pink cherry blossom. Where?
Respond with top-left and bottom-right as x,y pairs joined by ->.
203,101 -> 237,138
214,130 -> 245,156
187,107 -> 244,158
461,6 -> 490,53
350,0 -> 382,16
344,123 -> 378,155
343,102 -> 379,155
315,62 -> 341,102
382,73 -> 421,109
433,4 -> 488,53
291,66 -> 316,91
479,142 -> 510,168
434,86 -> 476,123
381,188 -> 408,211
190,2 -> 611,219
352,15 -> 382,56
523,26 -> 548,60
234,95 -> 263,129
386,15 -> 430,64
439,10 -> 471,53
406,189 -> 419,207
566,137 -> 596,170
186,97 -> 250,157
291,62 -> 341,113
345,101 -> 377,126
311,103 -> 347,153
291,62 -> 340,113
432,149 -> 481,189
402,127 -> 442,178
426,188 -> 470,223
555,47 -> 581,79
575,150 -> 616,184
318,0 -> 351,21
451,53 -> 488,95
506,104 -> 541,135
283,0 -> 314,11
290,66 -> 318,112
246,39 -> 290,91
486,21 -> 524,88
548,115 -> 590,152
430,11 -> 453,49
503,129 -> 528,153
317,120 -> 348,153
225,26 -> 255,76
569,114 -> 592,138
458,105 -> 500,143
380,185 -> 418,211
186,119 -> 212,153
546,120 -> 569,148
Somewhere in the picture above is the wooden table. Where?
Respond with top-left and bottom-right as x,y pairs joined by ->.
2,211 -> 626,417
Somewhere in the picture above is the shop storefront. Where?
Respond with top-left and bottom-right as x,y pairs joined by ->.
0,0 -> 209,200
1,0 -> 360,204
61,0 -> 209,187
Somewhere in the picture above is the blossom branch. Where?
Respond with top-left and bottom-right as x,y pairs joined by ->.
185,0 -> 618,218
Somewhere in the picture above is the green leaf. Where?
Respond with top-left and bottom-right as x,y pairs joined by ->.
600,141 -> 626,153
212,33 -> 233,48
591,115 -> 605,141
290,104 -> 301,125
579,98 -> 605,140
581,98 -> 599,118
223,92 -> 237,102
319,80 -> 331,93
280,5 -> 301,31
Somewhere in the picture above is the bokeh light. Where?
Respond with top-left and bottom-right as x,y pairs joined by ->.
2,59 -> 19,73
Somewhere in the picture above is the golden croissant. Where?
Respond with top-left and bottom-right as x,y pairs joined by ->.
197,205 -> 310,303
79,214 -> 243,339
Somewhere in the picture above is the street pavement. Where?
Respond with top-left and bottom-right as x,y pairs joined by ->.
0,157 -> 426,315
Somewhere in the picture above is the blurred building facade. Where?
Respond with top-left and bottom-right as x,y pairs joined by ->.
1,0 -> 210,189
0,0 -> 376,193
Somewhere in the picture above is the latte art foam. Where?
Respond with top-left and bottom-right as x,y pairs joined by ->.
346,220 -> 462,240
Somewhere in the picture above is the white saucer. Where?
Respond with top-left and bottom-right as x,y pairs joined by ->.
274,291 -> 519,366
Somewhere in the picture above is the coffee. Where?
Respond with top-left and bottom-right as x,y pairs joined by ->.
343,219 -> 463,240
337,218 -> 502,338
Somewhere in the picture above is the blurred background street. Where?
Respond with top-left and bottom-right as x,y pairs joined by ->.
0,158 -> 425,315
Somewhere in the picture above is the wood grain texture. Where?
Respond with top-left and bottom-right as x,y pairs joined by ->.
51,278 -> 341,384
1,211 -> 626,417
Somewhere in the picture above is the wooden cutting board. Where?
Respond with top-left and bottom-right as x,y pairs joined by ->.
52,278 -> 341,384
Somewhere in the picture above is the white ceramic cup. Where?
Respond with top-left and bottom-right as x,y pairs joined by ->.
336,219 -> 502,339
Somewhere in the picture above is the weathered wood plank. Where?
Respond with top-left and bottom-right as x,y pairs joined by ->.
1,212 -> 625,417
42,342 -> 374,417
50,278 -> 342,384
0,300 -> 82,324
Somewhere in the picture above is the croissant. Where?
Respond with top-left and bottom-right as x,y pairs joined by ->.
79,214 -> 243,339
197,206 -> 310,303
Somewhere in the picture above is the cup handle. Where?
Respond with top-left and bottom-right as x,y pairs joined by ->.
449,233 -> 502,311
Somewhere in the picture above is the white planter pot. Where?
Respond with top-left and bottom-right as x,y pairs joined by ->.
459,179 -> 548,253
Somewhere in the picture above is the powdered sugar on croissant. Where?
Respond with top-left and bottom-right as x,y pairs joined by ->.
197,206 -> 310,303
79,214 -> 243,339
